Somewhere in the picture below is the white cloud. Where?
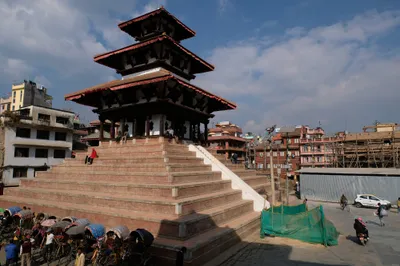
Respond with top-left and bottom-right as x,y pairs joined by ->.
0,0 -> 167,120
218,0 -> 230,13
195,10 -> 400,133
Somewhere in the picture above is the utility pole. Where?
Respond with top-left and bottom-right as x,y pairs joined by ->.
264,125 -> 276,206
270,141 -> 275,206
286,132 -> 290,204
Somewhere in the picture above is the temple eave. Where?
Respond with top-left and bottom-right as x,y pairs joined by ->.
117,7 -> 196,39
93,34 -> 214,73
64,72 -> 236,111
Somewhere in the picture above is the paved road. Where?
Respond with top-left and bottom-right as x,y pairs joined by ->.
221,200 -> 400,266
1,201 -> 399,265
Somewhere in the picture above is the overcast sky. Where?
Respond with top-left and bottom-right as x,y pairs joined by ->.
0,0 -> 399,135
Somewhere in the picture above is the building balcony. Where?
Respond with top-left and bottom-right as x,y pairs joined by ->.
208,146 -> 245,152
300,150 -> 333,155
300,161 -> 332,166
300,137 -> 338,143
208,135 -> 246,142
12,138 -> 72,149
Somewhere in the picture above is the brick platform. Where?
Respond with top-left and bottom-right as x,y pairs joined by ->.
0,137 -> 264,265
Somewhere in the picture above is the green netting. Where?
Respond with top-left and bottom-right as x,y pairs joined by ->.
260,204 -> 339,246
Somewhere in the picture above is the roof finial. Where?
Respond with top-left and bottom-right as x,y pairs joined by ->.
159,6 -> 164,10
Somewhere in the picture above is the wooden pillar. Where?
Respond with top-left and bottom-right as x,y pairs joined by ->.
189,122 -> 193,140
99,117 -> 105,141
110,120 -> 115,139
204,122 -> 208,143
160,115 -> 165,136
146,116 -> 150,137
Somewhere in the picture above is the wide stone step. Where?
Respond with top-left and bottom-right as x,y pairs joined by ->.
76,149 -> 194,159
151,211 -> 260,265
64,156 -> 204,165
78,150 -> 196,159
21,179 -> 232,199
36,171 -> 221,184
6,188 -> 242,216
0,195 -> 256,243
231,169 -> 257,177
241,176 -> 270,187
87,143 -> 188,152
51,163 -> 211,174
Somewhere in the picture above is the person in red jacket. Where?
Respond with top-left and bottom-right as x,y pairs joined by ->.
85,148 -> 98,165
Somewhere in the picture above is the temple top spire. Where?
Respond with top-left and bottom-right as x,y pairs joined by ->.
118,6 -> 196,42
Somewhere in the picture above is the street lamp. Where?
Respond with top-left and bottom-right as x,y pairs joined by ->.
263,125 -> 276,206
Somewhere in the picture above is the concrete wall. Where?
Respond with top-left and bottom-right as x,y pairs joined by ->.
300,173 -> 400,204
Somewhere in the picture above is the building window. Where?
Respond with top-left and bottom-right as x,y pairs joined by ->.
36,130 -> 50,140
38,113 -> 50,123
35,149 -> 48,158
294,138 -> 299,143
55,132 -> 67,141
280,151 -> 285,156
266,152 -> 270,156
20,90 -> 23,100
56,116 -> 69,125
13,167 -> 28,178
7,104 -> 10,111
54,149 -> 66,158
14,147 -> 29,157
34,166 -> 48,177
273,152 -> 277,157
12,105 -> 15,111
16,127 -> 31,138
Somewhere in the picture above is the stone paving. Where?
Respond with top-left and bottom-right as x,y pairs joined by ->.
1,199 -> 399,265
219,199 -> 400,266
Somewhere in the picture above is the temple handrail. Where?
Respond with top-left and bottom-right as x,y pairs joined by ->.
188,144 -> 270,211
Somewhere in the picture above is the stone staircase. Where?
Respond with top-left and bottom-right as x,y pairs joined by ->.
208,150 -> 281,201
0,138 -> 263,265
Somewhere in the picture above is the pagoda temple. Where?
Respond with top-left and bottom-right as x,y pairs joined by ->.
65,7 -> 236,142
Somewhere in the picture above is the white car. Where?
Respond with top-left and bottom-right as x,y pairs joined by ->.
354,194 -> 392,209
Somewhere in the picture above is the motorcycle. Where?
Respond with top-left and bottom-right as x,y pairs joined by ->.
340,201 -> 349,211
357,233 -> 368,246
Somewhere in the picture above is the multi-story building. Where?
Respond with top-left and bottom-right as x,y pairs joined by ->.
0,95 -> 11,114
299,126 -> 339,168
208,121 -> 246,159
0,105 -> 74,186
11,80 -> 53,111
255,127 -> 301,179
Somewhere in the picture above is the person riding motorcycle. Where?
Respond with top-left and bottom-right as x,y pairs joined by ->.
353,217 -> 369,239
340,194 -> 348,209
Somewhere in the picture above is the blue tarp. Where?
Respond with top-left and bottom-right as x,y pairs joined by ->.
5,206 -> 22,216
86,224 -> 105,240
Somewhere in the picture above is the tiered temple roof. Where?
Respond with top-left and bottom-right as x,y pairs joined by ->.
65,7 -> 235,142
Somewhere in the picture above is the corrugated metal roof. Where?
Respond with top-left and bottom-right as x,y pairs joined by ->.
297,168 -> 400,176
